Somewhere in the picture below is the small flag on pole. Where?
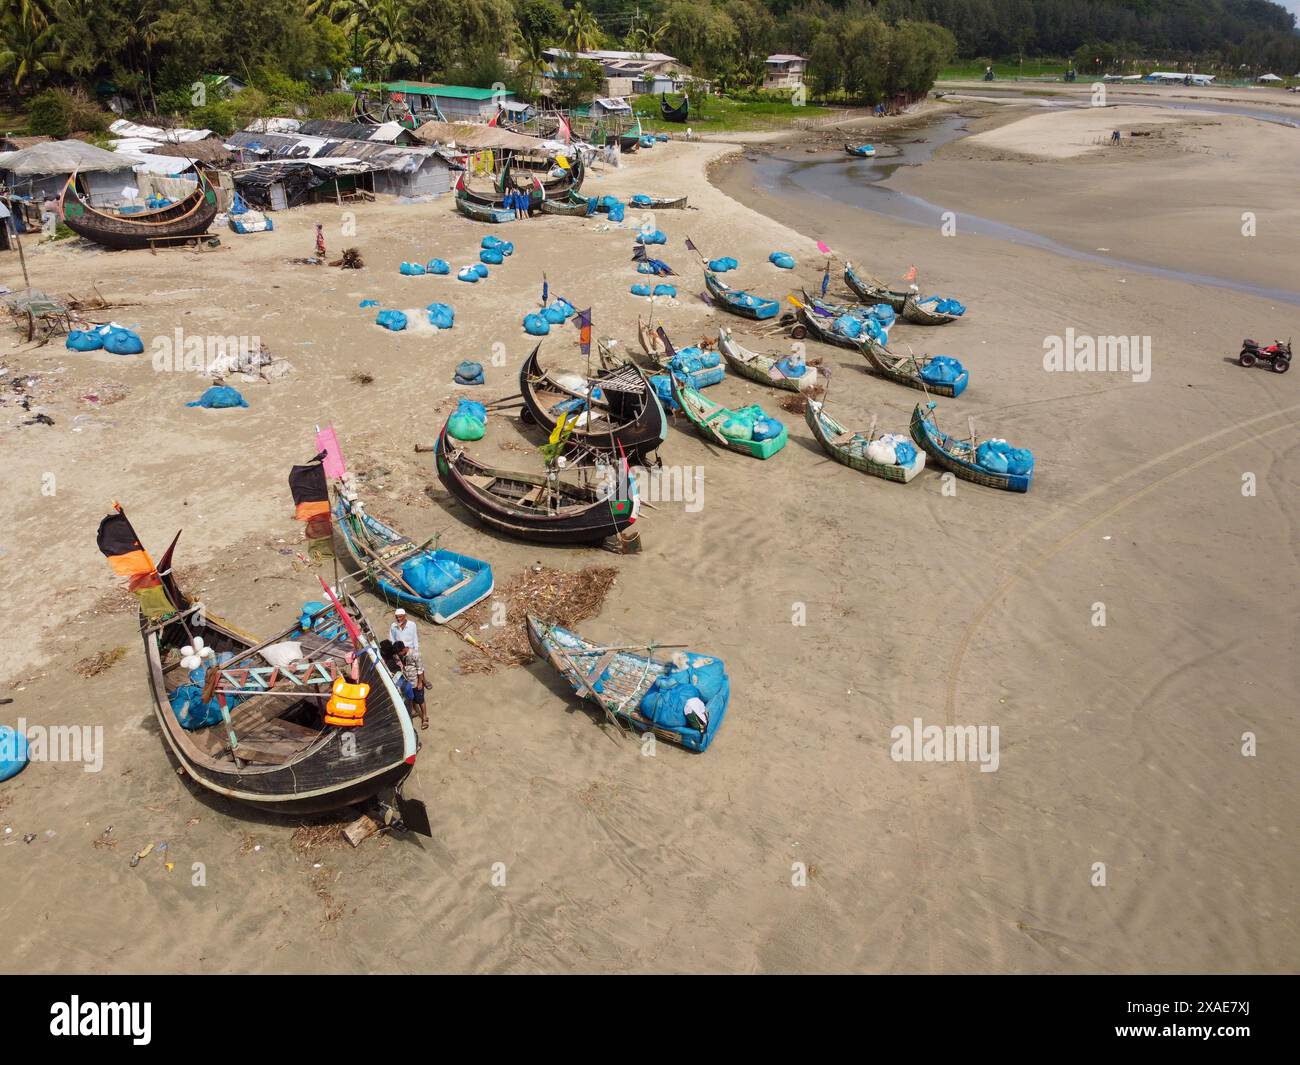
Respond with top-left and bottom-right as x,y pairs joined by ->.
541,274 -> 548,306
816,240 -> 832,255
685,237 -> 698,253
575,308 -> 592,356
820,261 -> 830,297
903,265 -> 917,282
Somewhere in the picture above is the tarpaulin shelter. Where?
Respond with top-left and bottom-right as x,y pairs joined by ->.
0,139 -> 140,204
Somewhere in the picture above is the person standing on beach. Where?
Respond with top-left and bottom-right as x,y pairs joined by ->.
394,641 -> 428,730
315,222 -> 326,260
389,607 -> 418,652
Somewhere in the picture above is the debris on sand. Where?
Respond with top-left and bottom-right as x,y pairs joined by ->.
74,646 -> 128,678
779,384 -> 825,415
349,370 -> 374,386
454,565 -> 618,674
290,820 -> 353,855
331,247 -> 364,269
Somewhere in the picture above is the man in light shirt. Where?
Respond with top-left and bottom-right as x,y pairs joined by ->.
389,608 -> 418,653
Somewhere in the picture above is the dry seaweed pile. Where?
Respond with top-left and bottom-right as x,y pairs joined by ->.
74,645 -> 128,678
779,384 -> 825,415
456,565 -> 618,674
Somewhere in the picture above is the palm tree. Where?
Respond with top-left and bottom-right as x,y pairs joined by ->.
514,24 -> 547,101
363,0 -> 417,79
565,2 -> 600,54
0,1 -> 60,95
625,18 -> 668,56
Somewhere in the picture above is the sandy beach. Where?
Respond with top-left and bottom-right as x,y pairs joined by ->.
1,89 -> 1296,973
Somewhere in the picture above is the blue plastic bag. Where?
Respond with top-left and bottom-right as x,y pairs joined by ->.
402,555 -> 463,598
426,258 -> 450,275
457,267 -> 479,283
769,251 -> 796,270
186,385 -> 248,408
0,725 -> 29,782
480,248 -> 504,265
359,299 -> 379,308
636,229 -> 667,245
630,283 -> 651,296
400,261 -> 425,275
473,263 -> 489,278
102,328 -> 144,355
523,313 -> 551,335
427,302 -> 454,329
653,283 -> 676,298
66,329 -> 102,351
376,309 -> 408,331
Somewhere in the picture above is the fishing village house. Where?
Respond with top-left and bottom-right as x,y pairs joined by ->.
378,82 -> 516,122
541,49 -> 699,97
764,54 -> 808,91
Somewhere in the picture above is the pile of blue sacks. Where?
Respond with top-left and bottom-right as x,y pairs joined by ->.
427,302 -> 454,329
774,354 -> 813,382
67,324 -> 144,354
868,303 -> 896,327
542,299 -> 575,324
667,346 -> 724,389
636,229 -> 667,245
975,439 -> 1034,477
708,256 -> 738,272
925,297 -> 966,316
458,264 -> 489,282
918,355 -> 966,386
652,283 -> 676,298
637,653 -> 727,738
523,313 -> 550,335
447,398 -> 487,441
769,251 -> 796,270
400,261 -> 426,275
376,309 -> 407,331
186,385 -> 248,408
630,283 -> 651,296
427,258 -> 450,275
167,652 -> 238,730
482,235 -> 514,255
455,360 -> 484,385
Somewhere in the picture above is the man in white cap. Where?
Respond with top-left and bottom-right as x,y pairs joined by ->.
389,608 -> 418,653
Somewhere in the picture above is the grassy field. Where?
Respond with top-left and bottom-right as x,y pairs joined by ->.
939,57 -> 1071,81
630,93 -> 835,133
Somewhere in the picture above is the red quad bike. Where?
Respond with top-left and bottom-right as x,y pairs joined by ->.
1238,338 -> 1291,374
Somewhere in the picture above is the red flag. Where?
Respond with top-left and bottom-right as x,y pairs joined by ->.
318,576 -> 362,648
575,308 -> 592,356
903,265 -> 917,282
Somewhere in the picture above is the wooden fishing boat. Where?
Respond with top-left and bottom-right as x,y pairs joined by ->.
619,133 -> 641,153
704,271 -> 781,320
635,317 -> 672,369
805,400 -> 925,483
539,191 -> 595,217
844,142 -> 876,157
455,193 -> 513,223
526,616 -> 729,752
333,482 -> 494,624
670,374 -> 788,458
793,302 -> 867,351
455,164 -> 543,210
717,328 -> 817,392
60,171 -> 218,250
518,344 -> 667,465
909,403 -> 1032,492
901,293 -> 965,326
860,332 -> 968,397
660,93 -> 689,123
844,261 -> 912,311
434,421 -> 641,544
97,507 -> 419,815
630,194 -> 689,210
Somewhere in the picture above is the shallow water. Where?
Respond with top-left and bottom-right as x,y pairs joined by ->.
744,107 -> 1300,305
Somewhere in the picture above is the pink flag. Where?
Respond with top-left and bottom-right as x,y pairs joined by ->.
315,425 -> 347,479
557,115 -> 571,144
816,241 -> 832,255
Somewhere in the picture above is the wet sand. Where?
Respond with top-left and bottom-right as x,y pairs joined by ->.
1,101 -> 1296,972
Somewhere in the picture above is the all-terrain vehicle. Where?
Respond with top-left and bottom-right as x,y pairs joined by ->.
1238,338 -> 1291,374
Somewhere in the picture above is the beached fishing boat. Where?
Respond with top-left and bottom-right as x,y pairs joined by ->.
526,616 -> 729,752
96,506 -> 419,814
909,403 -> 1032,492
331,483 -> 493,625
660,94 -> 689,123
434,421 -> 640,544
539,191 -> 595,217
455,193 -> 513,223
518,344 -> 667,465
670,374 -> 788,458
704,271 -> 781,320
901,293 -> 965,326
844,262 -> 912,311
844,142 -> 876,157
805,400 -> 925,483
455,164 -> 543,210
630,193 -> 689,209
792,304 -> 865,351
636,316 -> 670,368
717,328 -> 818,392
60,171 -> 218,250
861,333 -> 968,397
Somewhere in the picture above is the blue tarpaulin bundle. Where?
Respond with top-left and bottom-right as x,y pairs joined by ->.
480,247 -> 504,265
101,326 -> 144,355
769,251 -> 796,269
376,309 -> 408,331
427,302 -> 455,329
607,203 -> 625,222
448,397 -> 487,441
708,256 -> 738,272
458,266 -> 480,282
630,283 -> 651,296
400,261 -> 426,275
919,355 -> 965,385
426,258 -> 450,274
455,360 -> 484,385
976,439 -> 1033,476
0,725 -> 29,782
66,329 -> 102,351
636,229 -> 667,245
523,313 -> 551,335
473,263 -> 489,278
186,385 -> 248,408
653,283 -> 677,298
359,299 -> 379,308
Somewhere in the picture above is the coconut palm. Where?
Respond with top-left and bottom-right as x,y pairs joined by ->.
0,1 -> 60,95
565,2 -> 600,54
363,0 -> 417,76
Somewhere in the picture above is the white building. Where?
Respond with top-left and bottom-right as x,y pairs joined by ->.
764,55 -> 808,91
